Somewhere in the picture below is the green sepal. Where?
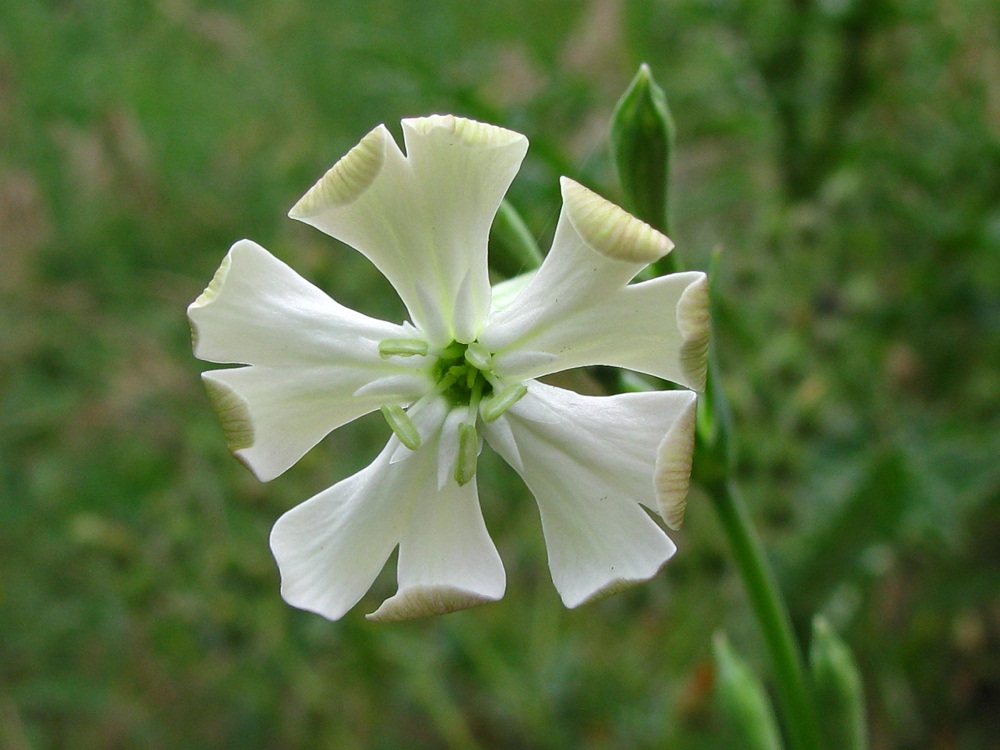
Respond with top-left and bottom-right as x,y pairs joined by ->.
713,633 -> 786,750
810,618 -> 870,750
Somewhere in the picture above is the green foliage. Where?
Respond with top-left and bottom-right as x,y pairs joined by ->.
2,0 -> 999,748
488,200 -> 544,276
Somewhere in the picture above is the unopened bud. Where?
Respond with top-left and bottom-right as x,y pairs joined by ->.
810,618 -> 869,750
610,63 -> 676,237
713,633 -> 785,750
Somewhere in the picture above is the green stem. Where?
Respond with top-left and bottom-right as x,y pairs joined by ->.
705,479 -> 823,750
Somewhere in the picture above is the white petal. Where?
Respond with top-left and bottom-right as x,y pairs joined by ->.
353,374 -> 428,399
413,279 -> 451,347
479,413 -> 522,473
269,439 -> 407,622
367,468 -> 505,621
483,382 -> 696,607
188,239 -> 410,366
560,178 -> 673,263
289,117 -> 528,343
368,417 -> 505,621
480,180 -> 710,390
203,365 -> 425,482
271,397 -> 497,623
655,395 -> 698,530
490,270 -> 535,313
189,240 -> 429,480
451,269 -> 478,344
497,273 -> 709,390
492,349 -> 559,376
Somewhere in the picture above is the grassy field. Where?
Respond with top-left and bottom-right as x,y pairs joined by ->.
2,1 -> 999,748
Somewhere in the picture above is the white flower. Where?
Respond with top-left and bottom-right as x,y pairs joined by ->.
188,115 -> 709,622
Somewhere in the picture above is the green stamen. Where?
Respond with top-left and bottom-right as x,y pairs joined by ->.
481,383 -> 528,422
469,374 -> 485,408
438,342 -> 466,360
380,405 -> 421,450
464,342 -> 492,371
455,422 -> 479,486
378,339 -> 429,358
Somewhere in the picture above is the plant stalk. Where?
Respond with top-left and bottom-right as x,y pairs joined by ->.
705,479 -> 823,750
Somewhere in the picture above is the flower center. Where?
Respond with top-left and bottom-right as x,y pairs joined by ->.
378,337 -> 527,486
432,341 -> 494,409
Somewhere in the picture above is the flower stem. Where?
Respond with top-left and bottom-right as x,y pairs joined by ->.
704,478 -> 823,750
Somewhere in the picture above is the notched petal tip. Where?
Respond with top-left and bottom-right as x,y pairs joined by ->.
202,372 -> 255,454
188,253 -> 232,354
567,554 -> 675,609
569,577 -> 643,608
655,395 -> 697,530
365,585 -> 500,622
188,251 -> 232,313
678,274 -> 710,392
402,114 -> 527,150
289,125 -> 389,218
561,177 -> 673,263
187,241 -> 249,356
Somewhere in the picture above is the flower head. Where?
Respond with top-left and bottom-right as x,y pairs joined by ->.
188,115 -> 709,621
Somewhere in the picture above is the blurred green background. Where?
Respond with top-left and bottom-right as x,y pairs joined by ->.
2,0 -> 999,748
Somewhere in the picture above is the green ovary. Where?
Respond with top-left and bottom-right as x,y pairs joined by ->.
432,341 -> 494,409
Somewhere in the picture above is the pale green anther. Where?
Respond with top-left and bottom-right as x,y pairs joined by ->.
464,341 -> 493,371
380,405 -> 421,450
438,342 -> 466,360
443,365 -> 465,391
481,383 -> 528,422
454,422 -> 479,486
378,339 -> 428,358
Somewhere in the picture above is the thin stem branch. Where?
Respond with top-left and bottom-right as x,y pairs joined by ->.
705,478 -> 823,750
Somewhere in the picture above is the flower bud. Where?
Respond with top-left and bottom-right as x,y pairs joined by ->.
713,633 -> 786,750
810,617 -> 869,750
610,63 -> 676,236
